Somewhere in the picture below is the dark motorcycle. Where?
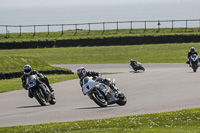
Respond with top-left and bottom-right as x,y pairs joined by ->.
26,74 -> 56,106
130,60 -> 145,72
82,76 -> 127,107
189,54 -> 199,72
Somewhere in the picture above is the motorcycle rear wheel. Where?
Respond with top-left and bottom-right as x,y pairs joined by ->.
34,88 -> 47,106
91,90 -> 107,107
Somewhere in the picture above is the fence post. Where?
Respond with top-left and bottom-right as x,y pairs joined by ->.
199,20 -> 200,32
185,20 -> 187,32
47,25 -> 49,35
62,24 -> 64,34
129,21 -> 132,33
171,20 -> 174,32
5,25 -> 8,38
19,25 -> 21,36
74,24 -> 77,36
157,21 -> 161,32
102,22 -> 105,34
33,25 -> 36,36
144,21 -> 146,33
116,22 -> 118,34
88,23 -> 90,35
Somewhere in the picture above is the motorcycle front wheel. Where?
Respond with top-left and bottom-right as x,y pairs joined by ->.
192,63 -> 198,72
90,89 -> 107,107
49,93 -> 56,105
34,88 -> 47,106
116,93 -> 127,106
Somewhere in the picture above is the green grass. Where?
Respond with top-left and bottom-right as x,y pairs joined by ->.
0,56 -> 71,73
0,43 -> 199,64
0,74 -> 77,93
1,108 -> 200,132
0,28 -> 200,42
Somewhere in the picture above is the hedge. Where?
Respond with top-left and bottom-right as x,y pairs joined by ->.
0,70 -> 74,80
1,35 -> 200,49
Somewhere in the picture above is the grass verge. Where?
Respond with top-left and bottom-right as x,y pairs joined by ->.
1,108 -> 200,132
0,43 -> 199,64
0,73 -> 77,93
0,56 -> 70,73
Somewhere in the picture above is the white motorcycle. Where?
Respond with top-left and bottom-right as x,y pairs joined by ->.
82,76 -> 127,107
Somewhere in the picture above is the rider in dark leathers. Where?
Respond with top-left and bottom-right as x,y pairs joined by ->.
21,65 -> 54,98
130,59 -> 138,69
186,47 -> 199,65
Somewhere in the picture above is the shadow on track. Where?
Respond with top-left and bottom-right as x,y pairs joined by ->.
76,105 -> 119,110
16,105 -> 43,108
129,71 -> 144,73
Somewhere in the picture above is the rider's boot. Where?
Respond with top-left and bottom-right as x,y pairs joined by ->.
48,85 -> 54,92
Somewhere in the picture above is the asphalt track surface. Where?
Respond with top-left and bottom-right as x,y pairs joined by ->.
1,63 -> 200,127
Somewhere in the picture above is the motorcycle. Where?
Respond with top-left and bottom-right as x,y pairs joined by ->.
26,74 -> 56,106
130,60 -> 145,72
82,76 -> 127,107
189,54 -> 199,72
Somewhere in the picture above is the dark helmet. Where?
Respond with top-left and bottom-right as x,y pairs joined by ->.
23,64 -> 32,74
77,67 -> 87,79
190,47 -> 195,53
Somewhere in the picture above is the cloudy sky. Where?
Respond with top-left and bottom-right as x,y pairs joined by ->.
1,0 -> 198,9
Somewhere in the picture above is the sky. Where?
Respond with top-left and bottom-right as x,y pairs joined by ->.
1,0 -> 198,9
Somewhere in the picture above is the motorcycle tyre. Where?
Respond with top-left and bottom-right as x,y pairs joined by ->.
34,89 -> 47,106
49,95 -> 56,105
192,63 -> 198,72
142,67 -> 145,71
91,90 -> 107,107
116,94 -> 127,106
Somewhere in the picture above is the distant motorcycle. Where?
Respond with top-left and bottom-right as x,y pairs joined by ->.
82,76 -> 127,107
26,74 -> 56,106
189,54 -> 199,72
130,60 -> 145,72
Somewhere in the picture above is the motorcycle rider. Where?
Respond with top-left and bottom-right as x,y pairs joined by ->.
21,64 -> 54,98
77,67 -> 116,91
130,59 -> 138,69
186,47 -> 199,65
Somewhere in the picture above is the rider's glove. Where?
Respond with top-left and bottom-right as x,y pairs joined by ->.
95,77 -> 102,82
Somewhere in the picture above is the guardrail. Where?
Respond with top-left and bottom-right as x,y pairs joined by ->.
0,19 -> 200,37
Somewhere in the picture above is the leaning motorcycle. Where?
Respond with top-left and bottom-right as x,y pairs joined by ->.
130,61 -> 145,72
26,74 -> 56,106
82,76 -> 127,107
189,54 -> 199,72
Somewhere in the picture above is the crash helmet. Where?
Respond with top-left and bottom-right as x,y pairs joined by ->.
190,47 -> 195,53
77,67 -> 87,79
23,64 -> 32,75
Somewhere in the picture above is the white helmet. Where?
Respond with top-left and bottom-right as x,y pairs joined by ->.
23,65 -> 32,74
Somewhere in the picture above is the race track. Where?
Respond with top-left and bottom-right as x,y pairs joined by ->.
1,63 -> 200,127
